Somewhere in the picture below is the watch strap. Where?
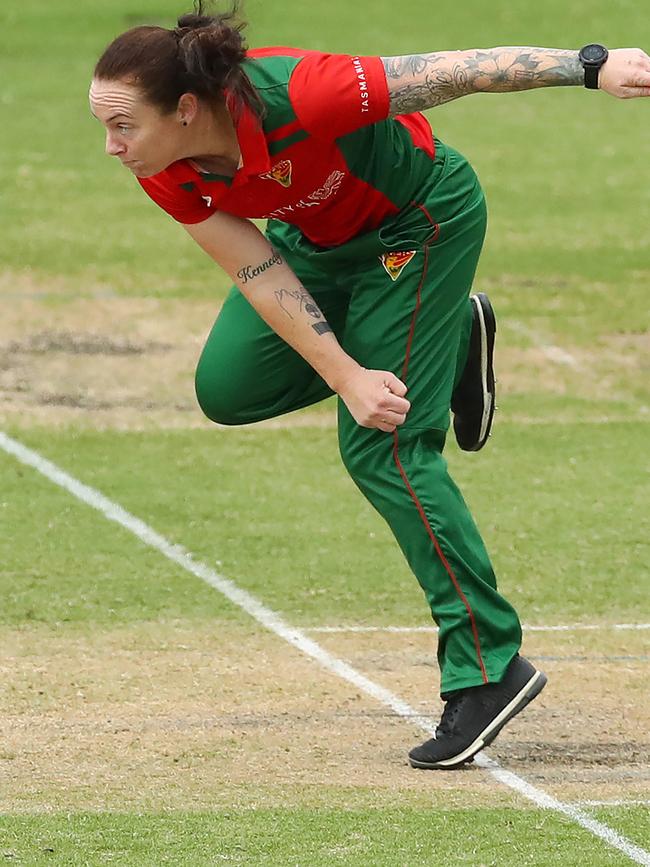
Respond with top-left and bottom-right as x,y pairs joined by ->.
584,64 -> 600,89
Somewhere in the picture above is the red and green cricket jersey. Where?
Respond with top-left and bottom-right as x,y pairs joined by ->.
138,48 -> 437,247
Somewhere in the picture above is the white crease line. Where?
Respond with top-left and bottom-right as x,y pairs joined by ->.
507,319 -> 584,370
307,623 -> 650,634
2,429 -> 649,867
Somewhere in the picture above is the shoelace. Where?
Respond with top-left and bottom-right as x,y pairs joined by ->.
437,682 -> 507,736
436,691 -> 471,737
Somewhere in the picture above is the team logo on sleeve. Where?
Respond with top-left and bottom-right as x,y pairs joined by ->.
261,159 -> 293,188
380,250 -> 417,281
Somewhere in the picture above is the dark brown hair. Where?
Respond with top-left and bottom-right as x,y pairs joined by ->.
93,1 -> 262,117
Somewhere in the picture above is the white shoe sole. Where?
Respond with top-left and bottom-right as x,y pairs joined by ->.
472,294 -> 494,447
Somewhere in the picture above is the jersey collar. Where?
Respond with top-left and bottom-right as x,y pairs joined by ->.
227,94 -> 270,185
171,96 -> 269,194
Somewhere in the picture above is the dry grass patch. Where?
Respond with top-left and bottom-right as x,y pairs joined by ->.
0,293 -> 211,428
1,621 -> 648,813
0,621 -> 513,813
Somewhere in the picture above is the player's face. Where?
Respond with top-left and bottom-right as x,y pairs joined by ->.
89,78 -> 183,178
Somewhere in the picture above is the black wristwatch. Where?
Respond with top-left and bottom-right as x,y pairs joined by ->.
578,43 -> 609,89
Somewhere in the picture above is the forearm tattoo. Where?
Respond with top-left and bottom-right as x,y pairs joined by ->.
237,249 -> 283,284
274,287 -> 333,335
382,48 -> 583,114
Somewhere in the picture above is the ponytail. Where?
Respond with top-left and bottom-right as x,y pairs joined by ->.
94,1 -> 263,118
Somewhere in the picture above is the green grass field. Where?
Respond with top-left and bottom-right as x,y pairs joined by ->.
1,0 -> 649,864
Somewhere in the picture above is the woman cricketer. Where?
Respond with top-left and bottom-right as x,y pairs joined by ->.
90,3 -> 650,770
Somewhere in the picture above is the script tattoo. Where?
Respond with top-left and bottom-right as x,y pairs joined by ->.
237,249 -> 283,284
382,48 -> 583,114
274,287 -> 332,335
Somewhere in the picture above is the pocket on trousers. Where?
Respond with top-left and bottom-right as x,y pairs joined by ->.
378,203 -> 440,252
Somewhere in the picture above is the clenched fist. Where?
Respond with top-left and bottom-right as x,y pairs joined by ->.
337,368 -> 411,433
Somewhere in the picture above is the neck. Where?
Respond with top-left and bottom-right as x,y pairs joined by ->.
182,102 -> 241,175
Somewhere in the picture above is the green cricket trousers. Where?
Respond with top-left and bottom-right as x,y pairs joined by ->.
195,139 -> 522,694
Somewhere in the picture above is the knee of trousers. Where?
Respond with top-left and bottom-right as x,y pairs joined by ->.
194,365 -> 248,426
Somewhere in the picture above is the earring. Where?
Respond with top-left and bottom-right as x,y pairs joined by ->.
181,120 -> 188,127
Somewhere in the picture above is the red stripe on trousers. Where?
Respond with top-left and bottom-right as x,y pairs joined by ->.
392,218 -> 488,683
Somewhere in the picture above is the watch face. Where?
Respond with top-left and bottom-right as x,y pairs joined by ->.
581,43 -> 607,63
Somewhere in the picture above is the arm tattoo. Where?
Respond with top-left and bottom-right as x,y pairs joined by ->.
312,321 -> 333,336
237,248 -> 283,284
274,287 -> 333,335
382,47 -> 583,114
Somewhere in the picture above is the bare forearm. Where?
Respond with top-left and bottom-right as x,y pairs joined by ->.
185,215 -> 361,393
237,251 -> 358,391
382,47 -> 583,114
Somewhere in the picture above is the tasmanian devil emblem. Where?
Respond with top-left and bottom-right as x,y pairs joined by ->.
260,159 -> 293,188
380,250 -> 417,281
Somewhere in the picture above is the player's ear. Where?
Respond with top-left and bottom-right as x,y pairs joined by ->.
177,92 -> 200,127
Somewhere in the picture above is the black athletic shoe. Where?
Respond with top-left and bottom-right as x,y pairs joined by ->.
408,655 -> 547,770
451,293 -> 497,452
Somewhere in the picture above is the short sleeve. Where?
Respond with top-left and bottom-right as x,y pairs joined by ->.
138,174 -> 216,225
288,53 -> 389,140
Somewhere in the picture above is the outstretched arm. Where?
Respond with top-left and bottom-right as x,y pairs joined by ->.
381,47 -> 650,115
